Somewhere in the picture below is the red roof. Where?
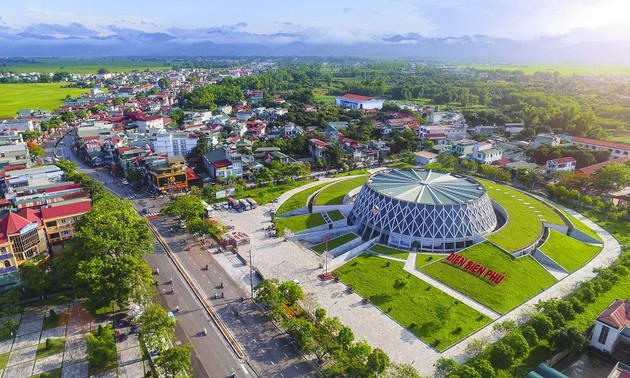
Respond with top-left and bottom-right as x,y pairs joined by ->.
597,300 -> 630,329
310,139 -> 329,147
211,159 -> 231,169
0,211 -> 35,234
551,157 -> 576,164
185,167 -> 199,181
572,136 -> 630,151
17,208 -> 42,226
44,182 -> 83,193
41,201 -> 92,220
578,157 -> 629,175
340,93 -> 373,102
424,133 -> 447,138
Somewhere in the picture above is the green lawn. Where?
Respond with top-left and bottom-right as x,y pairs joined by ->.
0,83 -> 86,117
329,169 -> 370,177
277,182 -> 329,215
274,213 -> 326,234
327,210 -> 345,222
539,230 -> 602,272
7,58 -> 172,74
369,244 -> 410,260
36,338 -> 66,359
0,351 -> 8,369
315,176 -> 367,205
312,233 -> 359,254
333,254 -> 491,351
478,178 -> 564,252
415,253 -> 448,268
236,178 -> 317,205
421,242 -> 557,314
387,162 -> 415,169
33,368 -> 62,378
557,208 -> 602,242
42,312 -> 69,331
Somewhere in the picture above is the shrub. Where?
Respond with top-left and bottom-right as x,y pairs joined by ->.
549,327 -> 588,352
471,359 -> 495,378
490,343 -> 515,370
48,309 -> 58,322
451,365 -> 482,378
434,357 -> 458,378
521,325 -> 539,347
545,308 -> 566,328
503,331 -> 529,359
557,300 -> 576,321
0,318 -> 19,339
530,314 -> 554,339
569,297 -> 585,314
393,276 -> 408,289
45,337 -> 52,350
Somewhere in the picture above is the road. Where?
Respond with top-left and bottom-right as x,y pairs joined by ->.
49,130 -> 314,377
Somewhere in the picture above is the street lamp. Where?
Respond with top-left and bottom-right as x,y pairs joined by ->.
62,284 -> 79,315
328,300 -> 339,316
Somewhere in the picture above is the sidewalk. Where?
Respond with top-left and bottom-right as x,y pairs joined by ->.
0,300 -> 150,378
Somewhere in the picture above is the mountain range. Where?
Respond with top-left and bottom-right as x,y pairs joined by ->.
0,22 -> 628,63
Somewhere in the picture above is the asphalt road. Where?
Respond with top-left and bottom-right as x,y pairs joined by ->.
49,130 -> 315,377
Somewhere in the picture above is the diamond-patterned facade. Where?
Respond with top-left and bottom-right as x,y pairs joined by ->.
349,169 -> 497,252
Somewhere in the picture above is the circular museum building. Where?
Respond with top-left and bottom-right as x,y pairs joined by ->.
348,169 -> 497,252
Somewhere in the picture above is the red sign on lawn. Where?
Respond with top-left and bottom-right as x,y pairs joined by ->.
446,253 -> 506,284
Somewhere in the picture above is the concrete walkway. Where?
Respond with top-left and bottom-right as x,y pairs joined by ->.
209,174 -> 621,376
403,254 -> 501,320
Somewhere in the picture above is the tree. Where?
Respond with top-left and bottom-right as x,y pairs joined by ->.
278,280 -> 304,306
492,320 -> 518,338
366,348 -> 390,376
434,357 -> 458,378
286,317 -> 315,352
530,314 -> 554,339
86,324 -> 117,370
521,325 -> 539,346
254,278 -> 281,305
137,304 -> 176,352
451,365 -> 482,378
170,108 -> 185,126
503,331 -> 529,359
490,343 -> 515,370
76,109 -> 88,120
19,261 -> 50,295
314,316 -> 343,361
471,359 -> 495,378
549,327 -> 587,351
382,363 -> 422,378
60,110 -> 76,123
158,77 -> 171,89
464,338 -> 488,359
155,344 -> 192,377
56,160 -> 77,174
437,153 -> 457,168
0,318 -> 19,339
27,141 -> 46,157
161,195 -> 205,221
592,163 -> 630,194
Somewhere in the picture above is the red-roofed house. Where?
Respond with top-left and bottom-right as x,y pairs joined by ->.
309,139 -> 329,161
335,93 -> 385,110
545,156 -> 576,175
590,299 -> 630,360
570,137 -> 630,160
0,211 -> 48,274
41,200 -> 92,249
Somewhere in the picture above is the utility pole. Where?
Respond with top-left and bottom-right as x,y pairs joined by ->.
248,246 -> 254,299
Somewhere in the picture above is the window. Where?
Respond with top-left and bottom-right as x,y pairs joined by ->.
46,221 -> 56,228
598,325 -> 610,344
4,260 -> 10,267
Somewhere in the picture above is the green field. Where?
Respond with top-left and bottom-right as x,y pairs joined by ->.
236,178 -> 316,205
369,244 -> 410,260
0,83 -> 87,117
557,208 -> 602,242
462,64 -> 630,77
277,182 -> 329,215
539,230 -> 602,273
415,253 -> 449,268
312,233 -> 359,254
333,254 -> 491,350
421,242 -> 557,314
5,58 -> 172,74
315,176 -> 367,205
479,178 -> 564,252
313,88 -> 336,105
327,210 -> 345,221
274,213 -> 326,235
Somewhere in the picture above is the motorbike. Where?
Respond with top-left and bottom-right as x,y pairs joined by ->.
220,282 -> 225,288
203,328 -> 207,336
170,287 -> 175,294
221,292 -> 225,298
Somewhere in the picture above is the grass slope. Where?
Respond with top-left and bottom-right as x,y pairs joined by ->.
327,210 -> 345,222
539,230 -> 602,272
0,84 -> 86,117
236,178 -> 316,205
315,176 -> 367,205
312,233 -> 359,254
421,242 -> 557,314
277,182 -> 329,215
334,254 -> 491,350
275,213 -> 326,234
557,208 -> 602,242
415,253 -> 449,268
478,178 -> 564,252
369,244 -> 410,260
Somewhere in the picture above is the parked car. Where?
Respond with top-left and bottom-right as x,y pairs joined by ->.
179,221 -> 186,229
122,179 -> 129,185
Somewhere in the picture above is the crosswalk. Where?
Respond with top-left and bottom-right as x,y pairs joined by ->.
123,194 -> 142,200
142,212 -> 162,218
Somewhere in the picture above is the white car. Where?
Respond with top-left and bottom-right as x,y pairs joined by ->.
122,179 -> 129,185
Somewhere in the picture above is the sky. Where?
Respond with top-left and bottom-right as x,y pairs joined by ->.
1,0 -> 629,43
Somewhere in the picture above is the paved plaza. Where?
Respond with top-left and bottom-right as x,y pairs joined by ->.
0,300 -> 150,378
204,175 -> 621,376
